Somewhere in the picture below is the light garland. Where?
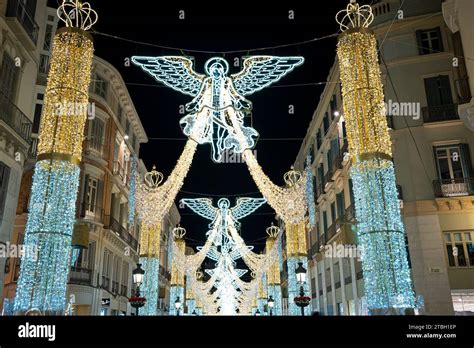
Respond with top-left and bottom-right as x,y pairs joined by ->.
128,156 -> 137,226
305,155 -> 316,228
336,1 -> 415,311
14,0 -> 96,314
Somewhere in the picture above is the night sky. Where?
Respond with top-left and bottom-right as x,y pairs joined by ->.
52,0 -> 359,253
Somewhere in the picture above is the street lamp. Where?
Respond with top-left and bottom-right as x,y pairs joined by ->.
255,309 -> 261,316
175,296 -> 182,316
192,309 -> 197,316
130,263 -> 146,316
268,296 -> 275,316
294,262 -> 310,316
295,262 -> 306,283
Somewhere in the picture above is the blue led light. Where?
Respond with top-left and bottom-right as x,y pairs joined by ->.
14,160 -> 80,314
138,257 -> 160,316
350,159 -> 415,310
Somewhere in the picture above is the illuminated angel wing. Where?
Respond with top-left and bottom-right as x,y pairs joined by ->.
180,198 -> 218,221
231,56 -> 304,96
131,56 -> 205,97
231,197 -> 267,221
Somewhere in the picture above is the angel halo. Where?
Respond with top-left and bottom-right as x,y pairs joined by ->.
132,55 -> 304,163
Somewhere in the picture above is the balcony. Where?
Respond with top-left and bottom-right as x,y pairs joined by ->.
433,177 -> 474,198
0,91 -> 32,145
79,202 -> 104,222
69,267 -> 92,285
422,104 -> 459,123
107,216 -> 138,251
5,0 -> 39,50
85,141 -> 109,160
28,134 -> 38,159
456,77 -> 472,105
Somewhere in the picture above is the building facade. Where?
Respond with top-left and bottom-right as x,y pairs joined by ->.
1,41 -> 181,316
294,0 -> 473,316
0,0 -> 50,294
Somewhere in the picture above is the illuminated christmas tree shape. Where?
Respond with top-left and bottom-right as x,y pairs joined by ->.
132,56 -> 304,162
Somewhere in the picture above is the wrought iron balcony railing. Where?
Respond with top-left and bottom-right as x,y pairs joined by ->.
6,0 -> 39,44
422,104 -> 459,123
69,267 -> 92,285
433,177 -> 474,197
0,91 -> 32,144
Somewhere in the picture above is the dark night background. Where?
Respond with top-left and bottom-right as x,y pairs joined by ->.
51,0 -> 360,255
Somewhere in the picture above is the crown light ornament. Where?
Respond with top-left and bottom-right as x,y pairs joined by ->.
336,0 -> 415,312
57,0 -> 98,31
335,0 -> 374,31
14,0 -> 95,314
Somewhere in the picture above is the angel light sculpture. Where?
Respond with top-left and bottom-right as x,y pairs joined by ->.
132,55 -> 304,162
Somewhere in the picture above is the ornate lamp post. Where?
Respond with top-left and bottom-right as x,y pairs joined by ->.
294,262 -> 310,316
268,296 -> 275,316
129,263 -> 146,316
255,309 -> 261,316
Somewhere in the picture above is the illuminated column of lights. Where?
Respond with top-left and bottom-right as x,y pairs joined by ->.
266,224 -> 282,315
305,155 -> 316,228
14,0 -> 96,314
128,156 -> 137,226
257,273 -> 268,315
336,1 -> 415,311
138,222 -> 161,316
169,226 -> 186,315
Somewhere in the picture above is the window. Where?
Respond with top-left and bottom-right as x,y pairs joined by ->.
330,94 -> 337,118
444,231 -> 474,267
424,75 -> 453,107
43,24 -> 53,51
102,249 -> 112,278
435,144 -> 472,181
121,261 -> 129,286
334,262 -> 341,289
323,112 -> 330,133
86,177 -> 98,213
316,129 -> 322,149
76,241 -> 95,269
336,192 -> 344,219
0,54 -> 19,101
0,162 -> 10,223
113,256 -> 121,283
33,104 -> 42,134
330,202 -> 336,224
39,54 -> 50,74
91,74 -> 108,98
89,117 -> 105,152
125,119 -> 130,136
322,211 -> 328,237
416,28 -> 443,55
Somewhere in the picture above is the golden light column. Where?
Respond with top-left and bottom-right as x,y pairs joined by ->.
336,1 -> 415,312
